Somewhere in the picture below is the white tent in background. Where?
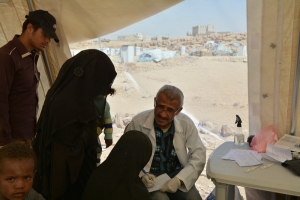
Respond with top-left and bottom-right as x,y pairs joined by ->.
120,45 -> 134,63
237,45 -> 247,56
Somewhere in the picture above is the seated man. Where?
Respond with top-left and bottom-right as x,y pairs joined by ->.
0,143 -> 45,200
125,85 -> 206,200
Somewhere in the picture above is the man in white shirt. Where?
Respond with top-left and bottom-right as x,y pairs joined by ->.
126,85 -> 206,200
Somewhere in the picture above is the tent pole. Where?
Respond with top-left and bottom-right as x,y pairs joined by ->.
26,0 -> 54,85
290,27 -> 300,135
26,0 -> 34,10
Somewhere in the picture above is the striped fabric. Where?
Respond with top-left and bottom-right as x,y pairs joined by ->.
96,102 -> 113,139
103,118 -> 113,139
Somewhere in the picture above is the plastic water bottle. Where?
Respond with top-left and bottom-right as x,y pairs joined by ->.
234,115 -> 244,146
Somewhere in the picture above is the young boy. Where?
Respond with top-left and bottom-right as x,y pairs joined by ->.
0,143 -> 44,200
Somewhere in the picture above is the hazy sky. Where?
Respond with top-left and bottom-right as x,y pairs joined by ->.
103,0 -> 246,40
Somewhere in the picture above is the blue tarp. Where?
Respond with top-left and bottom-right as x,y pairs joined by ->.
138,49 -> 176,62
138,53 -> 153,62
211,43 -> 232,55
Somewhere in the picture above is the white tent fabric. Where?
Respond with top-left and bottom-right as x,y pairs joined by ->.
34,0 -> 182,44
0,0 -> 182,116
247,0 -> 300,137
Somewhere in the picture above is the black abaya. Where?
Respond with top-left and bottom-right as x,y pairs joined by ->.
32,49 -> 117,200
82,130 -> 152,200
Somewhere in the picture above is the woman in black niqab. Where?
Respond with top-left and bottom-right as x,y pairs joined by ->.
82,130 -> 152,200
32,49 -> 117,200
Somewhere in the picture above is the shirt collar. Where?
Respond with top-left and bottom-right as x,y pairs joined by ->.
11,35 -> 39,58
154,120 -> 175,135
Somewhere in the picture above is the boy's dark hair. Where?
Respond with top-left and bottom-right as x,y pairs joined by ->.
22,19 -> 42,33
0,143 -> 37,171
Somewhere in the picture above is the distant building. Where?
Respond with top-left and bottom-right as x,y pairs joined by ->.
118,33 -> 143,41
192,25 -> 215,36
151,36 -> 169,41
207,25 -> 215,34
217,31 -> 231,34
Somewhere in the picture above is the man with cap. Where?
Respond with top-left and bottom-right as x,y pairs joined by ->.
0,10 -> 59,147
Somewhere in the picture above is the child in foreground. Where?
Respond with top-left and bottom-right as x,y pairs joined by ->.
0,143 -> 44,200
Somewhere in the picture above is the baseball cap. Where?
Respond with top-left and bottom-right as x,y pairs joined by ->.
25,10 -> 59,43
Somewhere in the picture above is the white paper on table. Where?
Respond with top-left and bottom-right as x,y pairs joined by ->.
231,153 -> 263,167
266,144 -> 292,163
148,173 -> 171,192
248,150 -> 263,161
222,149 -> 262,161
260,153 -> 281,163
222,149 -> 236,160
274,134 -> 300,152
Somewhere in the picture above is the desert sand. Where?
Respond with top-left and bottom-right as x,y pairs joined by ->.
95,54 -> 248,199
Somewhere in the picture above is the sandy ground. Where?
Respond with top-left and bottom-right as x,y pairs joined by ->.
97,55 -> 248,199
108,55 -> 248,129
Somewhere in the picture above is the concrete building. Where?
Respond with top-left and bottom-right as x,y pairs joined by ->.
192,25 -> 215,36
207,25 -> 215,34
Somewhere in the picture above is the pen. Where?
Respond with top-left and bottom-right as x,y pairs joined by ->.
142,169 -> 155,184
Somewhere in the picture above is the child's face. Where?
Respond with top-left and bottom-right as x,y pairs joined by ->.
0,158 -> 35,200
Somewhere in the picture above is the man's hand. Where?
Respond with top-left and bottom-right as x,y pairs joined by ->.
105,139 -> 112,148
160,177 -> 181,193
141,174 -> 156,188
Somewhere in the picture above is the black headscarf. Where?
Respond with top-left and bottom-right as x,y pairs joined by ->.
81,130 -> 152,200
32,49 -> 117,198
37,49 -> 117,135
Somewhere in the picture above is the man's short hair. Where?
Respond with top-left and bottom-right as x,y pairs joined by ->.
156,85 -> 184,107
0,143 -> 37,171
22,19 -> 42,33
